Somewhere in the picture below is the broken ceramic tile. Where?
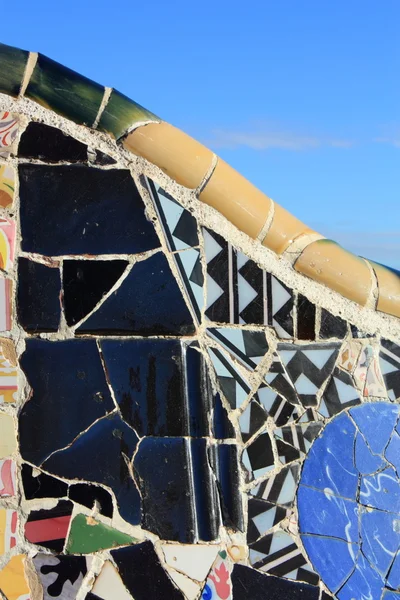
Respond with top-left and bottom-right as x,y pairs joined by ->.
25,500 -> 72,552
90,560 -> 133,600
43,413 -> 141,525
66,513 -> 135,554
0,459 -> 16,496
22,464 -> 68,500
257,384 -> 300,426
0,163 -> 14,207
63,259 -> 128,326
267,274 -> 294,339
0,508 -> 17,553
247,498 -> 287,544
0,340 -> 17,405
319,308 -> 348,339
17,257 -> 61,332
101,339 -> 211,437
111,541 -> 185,599
236,251 -> 264,325
319,367 -> 360,417
238,399 -> 268,443
274,422 -> 323,457
0,218 -> 15,271
249,529 -> 319,585
164,568 -> 201,600
207,327 -> 268,370
277,342 -> 340,407
208,347 -> 251,409
173,248 -> 204,323
0,277 -> 11,331
213,392 -> 236,439
380,339 -> 400,401
135,437 -> 219,542
241,432 -> 274,481
78,253 -> 195,335
147,178 -> 199,251
202,551 -> 233,600
0,112 -> 18,157
203,228 -> 232,323
296,294 -> 316,340
0,412 -> 16,458
231,563 -> 320,599
19,338 -> 114,465
18,121 -> 89,162
19,164 -> 160,255
209,443 -> 244,532
299,536 -> 354,594
68,483 -> 113,518
263,352 -> 299,407
0,555 -> 31,600
161,543 -> 219,582
33,553 -> 89,600
249,463 -> 300,506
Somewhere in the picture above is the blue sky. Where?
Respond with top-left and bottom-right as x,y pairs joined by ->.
5,1 -> 399,267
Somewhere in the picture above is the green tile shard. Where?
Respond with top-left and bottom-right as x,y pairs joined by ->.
0,43 -> 29,97
97,89 -> 159,139
66,513 -> 136,554
25,54 -> 105,126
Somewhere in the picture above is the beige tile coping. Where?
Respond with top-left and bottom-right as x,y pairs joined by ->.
368,260 -> 400,319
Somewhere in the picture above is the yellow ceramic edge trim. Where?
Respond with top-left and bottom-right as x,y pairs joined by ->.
367,259 -> 400,319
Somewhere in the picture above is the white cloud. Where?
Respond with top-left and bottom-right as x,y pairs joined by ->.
203,125 -> 354,151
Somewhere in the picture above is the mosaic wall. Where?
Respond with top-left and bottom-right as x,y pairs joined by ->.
0,42 -> 399,600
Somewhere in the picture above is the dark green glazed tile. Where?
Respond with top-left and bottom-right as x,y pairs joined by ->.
0,42 -> 29,97
25,54 -> 104,126
97,88 -> 159,139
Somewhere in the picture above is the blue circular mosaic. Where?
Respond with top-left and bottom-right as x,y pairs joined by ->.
298,402 -> 400,599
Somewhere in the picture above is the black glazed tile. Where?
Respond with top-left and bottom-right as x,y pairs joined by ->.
231,564 -> 320,599
242,432 -> 274,482
63,259 -> 128,326
19,338 -> 114,465
213,392 -> 236,439
93,149 -> 117,165
134,437 -> 219,542
208,327 -> 268,370
147,178 -> 199,252
18,122 -> 88,162
351,324 -> 374,338
100,339 -> 187,437
276,438 -> 302,464
43,413 -> 141,525
17,258 -> 61,332
264,353 -> 299,407
237,253 -> 264,324
297,294 -> 316,340
239,399 -> 268,443
208,347 -> 251,410
25,500 -> 73,552
79,253 -> 195,335
319,308 -> 348,339
0,42 -> 29,96
186,345 -> 213,437
33,553 -> 88,599
26,53 -> 104,126
68,483 -> 113,518
209,443 -> 244,532
19,164 -> 160,256
204,228 -> 232,322
111,541 -> 184,600
257,384 -> 300,426
267,273 -> 294,339
173,248 -> 204,323
21,464 -> 68,500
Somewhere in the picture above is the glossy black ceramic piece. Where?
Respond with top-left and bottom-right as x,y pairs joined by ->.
21,464 -> 68,500
210,444 -> 244,531
297,295 -> 316,340
319,309 -> 348,339
17,258 -> 61,332
25,53 -> 104,126
231,564 -> 320,599
63,259 -> 128,326
43,413 -> 141,525
135,437 -> 219,542
213,393 -> 236,439
19,164 -> 160,256
68,483 -> 114,518
79,253 -> 195,335
18,122 -> 89,162
19,338 -> 114,465
0,42 -> 29,96
111,542 -> 184,600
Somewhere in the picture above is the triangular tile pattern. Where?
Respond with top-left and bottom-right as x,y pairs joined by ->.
146,178 -> 199,252
274,423 -> 323,456
173,248 -> 204,322
380,340 -> 400,401
241,431 -> 274,482
319,367 -> 361,417
207,347 -> 251,410
238,399 -> 268,443
207,327 -> 269,370
257,384 -> 301,426
249,529 -> 319,585
247,497 -> 288,544
203,228 -> 294,337
277,342 -> 341,407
